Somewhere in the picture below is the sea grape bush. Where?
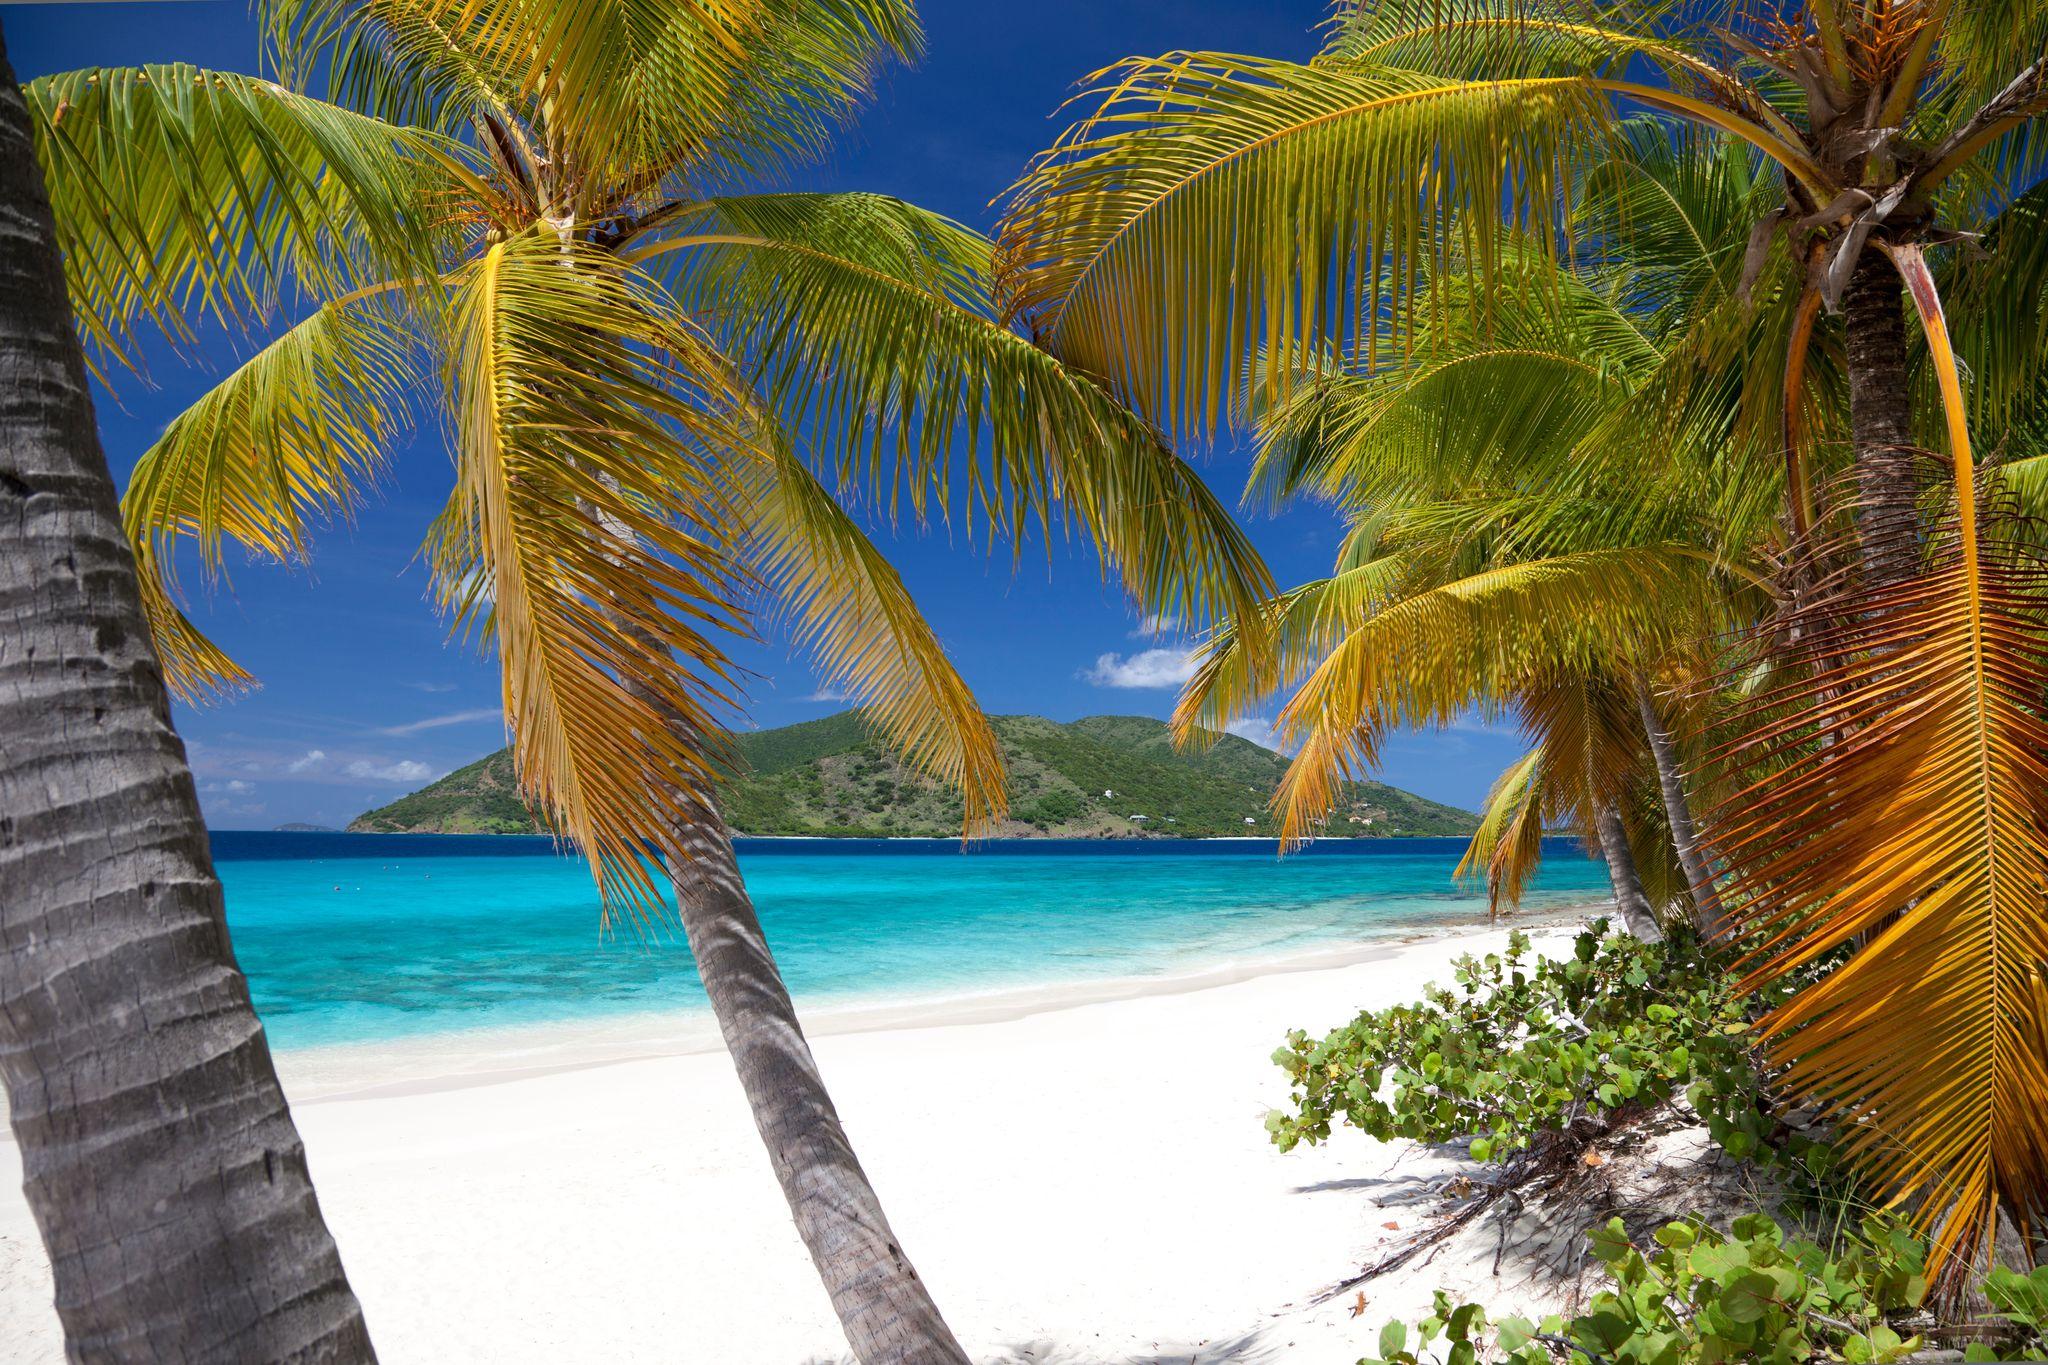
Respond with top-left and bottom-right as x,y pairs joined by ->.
1267,925 -> 1820,1176
1361,1213 -> 1932,1365
1975,1265 -> 2048,1361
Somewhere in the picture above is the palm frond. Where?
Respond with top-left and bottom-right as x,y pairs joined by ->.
1454,744 -> 1551,912
1266,546 -> 1716,842
735,440 -> 1004,835
994,54 -> 1619,435
435,234 -> 750,919
24,65 -> 462,374
635,191 -> 1273,630
121,298 -> 420,701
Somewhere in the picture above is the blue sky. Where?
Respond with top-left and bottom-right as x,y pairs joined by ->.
7,0 -> 1527,828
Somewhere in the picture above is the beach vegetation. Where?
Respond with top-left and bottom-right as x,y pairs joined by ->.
1267,928 -> 1814,1181
13,0 -> 1273,1359
1359,1214 -> 1951,1365
1000,0 -> 2048,1285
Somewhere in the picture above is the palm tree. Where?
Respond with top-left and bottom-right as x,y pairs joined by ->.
997,2 -> 2048,1274
0,21 -> 373,1359
22,3 -> 1269,1359
1179,132 -> 1780,938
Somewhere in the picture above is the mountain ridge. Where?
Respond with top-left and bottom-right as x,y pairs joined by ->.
348,711 -> 1479,840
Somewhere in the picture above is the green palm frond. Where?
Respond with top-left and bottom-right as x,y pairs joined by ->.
735,440 -> 1004,836
995,54 -> 1619,434
436,234 -> 750,919
121,298 -> 421,701
634,191 -> 1273,630
24,65 -> 464,374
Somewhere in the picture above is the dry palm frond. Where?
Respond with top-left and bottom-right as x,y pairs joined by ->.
1711,243 -> 2048,1279
1456,745 -> 1551,913
1709,528 -> 2048,1275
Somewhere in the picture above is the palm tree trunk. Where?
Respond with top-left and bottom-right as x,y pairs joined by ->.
663,805 -> 971,1365
1843,251 -> 1923,588
0,27 -> 374,1363
1633,681 -> 1726,941
1592,801 -> 1662,944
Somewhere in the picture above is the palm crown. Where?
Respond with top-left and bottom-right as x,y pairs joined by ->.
25,0 -> 1271,915
998,0 -> 2048,1279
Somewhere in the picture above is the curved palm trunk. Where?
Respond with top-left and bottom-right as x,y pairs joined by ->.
1844,252 -> 1924,588
663,807 -> 970,1365
1592,801 -> 1662,944
1633,681 -> 1725,941
0,29 -> 374,1363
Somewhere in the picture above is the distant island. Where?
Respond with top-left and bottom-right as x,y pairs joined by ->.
349,712 -> 1478,839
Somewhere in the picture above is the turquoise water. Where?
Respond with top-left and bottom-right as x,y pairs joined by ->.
213,833 -> 1613,1050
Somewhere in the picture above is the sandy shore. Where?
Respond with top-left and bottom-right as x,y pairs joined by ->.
0,917 -> 1592,1363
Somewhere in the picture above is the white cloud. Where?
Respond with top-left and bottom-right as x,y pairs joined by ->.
378,708 -> 501,737
286,749 -> 327,774
802,686 -> 850,703
1225,717 -> 1290,754
346,759 -> 436,784
1129,613 -> 1181,639
1081,647 -> 1198,690
200,779 -> 257,795
407,681 -> 459,693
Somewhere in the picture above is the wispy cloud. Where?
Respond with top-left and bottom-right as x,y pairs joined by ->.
202,779 -> 257,795
801,686 -> 850,703
1225,717 -> 1291,754
286,749 -> 327,774
406,681 -> 460,694
1081,648 -> 1198,690
378,708 -> 501,737
346,759 -> 436,783
1129,613 -> 1181,639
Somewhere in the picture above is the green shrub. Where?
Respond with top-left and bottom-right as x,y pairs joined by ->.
1362,1213 -> 1930,1365
1267,925 -> 1825,1180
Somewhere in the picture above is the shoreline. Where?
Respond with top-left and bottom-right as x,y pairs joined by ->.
257,898 -> 1607,1105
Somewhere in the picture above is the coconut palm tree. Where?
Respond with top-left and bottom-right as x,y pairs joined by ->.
997,2 -> 2048,1271
20,3 -> 1269,1359
0,21 -> 373,1359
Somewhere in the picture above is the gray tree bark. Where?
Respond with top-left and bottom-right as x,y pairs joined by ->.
1633,681 -> 1726,941
1592,801 -> 1663,944
1843,252 -> 1924,588
0,25 -> 375,1362
663,806 -> 971,1365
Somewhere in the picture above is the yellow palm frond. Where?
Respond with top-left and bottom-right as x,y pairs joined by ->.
1265,546 -> 1713,843
1710,245 -> 2048,1278
436,234 -> 750,919
735,441 -> 1004,836
1455,745 -> 1550,913
121,298 -> 420,701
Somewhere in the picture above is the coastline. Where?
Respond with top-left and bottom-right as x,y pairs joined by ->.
256,898 -> 1607,1103
1,912 -> 1608,1365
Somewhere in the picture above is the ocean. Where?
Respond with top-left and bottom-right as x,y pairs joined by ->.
211,832 -> 1614,1051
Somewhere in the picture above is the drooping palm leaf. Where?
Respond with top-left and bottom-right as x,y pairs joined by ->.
435,235 -> 750,917
122,297 -> 421,700
1711,245 -> 2048,1277
734,439 -> 1004,834
634,191 -> 1274,629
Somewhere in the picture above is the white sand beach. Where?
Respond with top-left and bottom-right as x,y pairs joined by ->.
0,920 -> 1594,1363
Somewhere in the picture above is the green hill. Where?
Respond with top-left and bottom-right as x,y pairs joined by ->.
347,711 -> 1478,839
